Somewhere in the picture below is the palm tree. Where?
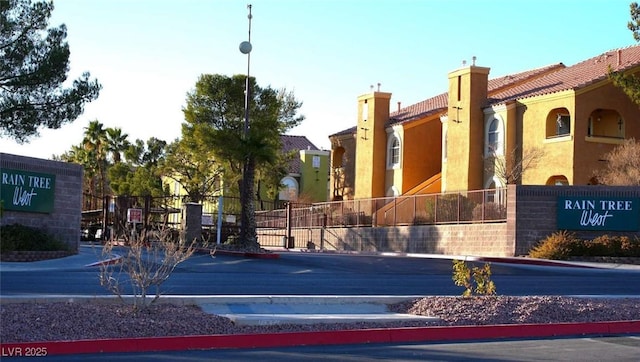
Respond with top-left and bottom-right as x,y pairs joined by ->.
83,120 -> 109,198
106,127 -> 130,163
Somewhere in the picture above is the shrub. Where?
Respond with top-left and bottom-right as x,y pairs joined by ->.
587,235 -> 623,256
587,235 -> 640,257
527,230 -> 583,260
452,259 -> 496,297
428,194 -> 478,223
621,236 -> 640,257
472,202 -> 506,221
0,223 -> 70,253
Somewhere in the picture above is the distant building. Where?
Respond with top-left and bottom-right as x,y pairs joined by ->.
278,135 -> 330,203
330,45 -> 640,201
163,134 -> 330,204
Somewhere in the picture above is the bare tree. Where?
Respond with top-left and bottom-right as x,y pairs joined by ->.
485,146 -> 545,185
595,138 -> 640,186
99,225 -> 201,310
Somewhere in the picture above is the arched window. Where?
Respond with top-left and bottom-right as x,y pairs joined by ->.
279,176 -> 299,201
484,177 -> 505,204
546,175 -> 569,186
387,134 -> 401,169
546,109 -> 571,139
486,117 -> 503,155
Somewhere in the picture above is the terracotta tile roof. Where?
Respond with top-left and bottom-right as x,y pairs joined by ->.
330,45 -> 640,137
388,93 -> 448,125
281,134 -> 319,152
387,63 -> 566,125
489,45 -> 640,105
280,135 -> 319,174
329,126 -> 356,138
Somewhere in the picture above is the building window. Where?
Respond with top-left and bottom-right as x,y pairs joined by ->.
361,99 -> 368,122
312,155 -> 320,168
486,117 -> 503,155
279,176 -> 298,201
618,118 -> 625,138
387,134 -> 401,169
556,114 -> 570,136
442,128 -> 448,161
484,177 -> 505,204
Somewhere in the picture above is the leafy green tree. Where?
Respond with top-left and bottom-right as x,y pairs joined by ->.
609,2 -> 640,105
107,137 -> 167,197
256,149 -> 296,205
0,0 -> 101,142
182,74 -> 304,248
161,136 -> 222,203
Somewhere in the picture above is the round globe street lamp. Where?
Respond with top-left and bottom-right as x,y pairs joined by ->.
239,4 -> 252,137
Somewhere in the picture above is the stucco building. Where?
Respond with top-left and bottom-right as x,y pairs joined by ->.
330,45 -> 640,201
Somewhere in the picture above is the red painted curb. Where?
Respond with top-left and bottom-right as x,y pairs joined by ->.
1,321 -> 638,356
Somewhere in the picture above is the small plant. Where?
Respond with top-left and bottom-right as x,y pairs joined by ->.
99,224 -> 202,310
452,259 -> 496,297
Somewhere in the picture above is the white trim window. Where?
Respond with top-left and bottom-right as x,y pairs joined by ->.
485,117 -> 504,156
387,134 -> 401,169
484,177 -> 505,204
279,176 -> 299,201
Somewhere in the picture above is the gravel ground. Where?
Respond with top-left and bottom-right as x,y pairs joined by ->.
2,296 -> 640,343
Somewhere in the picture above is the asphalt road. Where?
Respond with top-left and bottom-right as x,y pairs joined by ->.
4,336 -> 639,361
1,245 -> 639,297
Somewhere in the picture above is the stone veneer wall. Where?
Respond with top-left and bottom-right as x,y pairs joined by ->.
509,184 -> 640,256
1,153 -> 83,251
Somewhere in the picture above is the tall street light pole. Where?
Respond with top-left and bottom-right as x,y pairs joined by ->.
239,4 -> 252,137
238,4 -> 257,246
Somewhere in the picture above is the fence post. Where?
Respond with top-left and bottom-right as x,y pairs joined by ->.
102,195 -> 109,241
216,196 -> 223,245
286,202 -> 292,248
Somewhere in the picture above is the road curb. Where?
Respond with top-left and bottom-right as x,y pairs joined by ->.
83,255 -> 122,267
1,320 -> 638,356
197,248 -> 280,259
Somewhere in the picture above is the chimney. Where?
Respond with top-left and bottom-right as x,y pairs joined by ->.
617,49 -> 622,66
397,101 -> 401,112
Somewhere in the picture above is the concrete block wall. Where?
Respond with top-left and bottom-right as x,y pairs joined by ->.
1,153 -> 83,251
511,185 -> 640,256
276,222 -> 509,257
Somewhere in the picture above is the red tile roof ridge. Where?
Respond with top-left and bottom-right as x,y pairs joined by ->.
488,44 -> 640,105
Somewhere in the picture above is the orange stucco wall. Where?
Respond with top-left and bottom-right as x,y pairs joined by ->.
355,92 -> 391,199
445,66 -> 489,192
400,118 -> 442,193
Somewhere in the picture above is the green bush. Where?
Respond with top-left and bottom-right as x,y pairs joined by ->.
527,230 -> 584,260
0,223 -> 70,253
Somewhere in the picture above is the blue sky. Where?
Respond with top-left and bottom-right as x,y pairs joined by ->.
0,0 -> 635,159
